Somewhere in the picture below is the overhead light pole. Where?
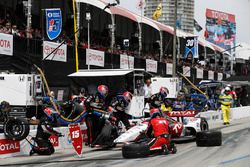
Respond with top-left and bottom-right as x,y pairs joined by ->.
86,12 -> 91,70
172,0 -> 177,77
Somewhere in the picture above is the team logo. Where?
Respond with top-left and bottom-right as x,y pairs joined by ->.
45,8 -> 62,40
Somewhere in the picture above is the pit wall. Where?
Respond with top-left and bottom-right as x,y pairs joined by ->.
1,106 -> 250,159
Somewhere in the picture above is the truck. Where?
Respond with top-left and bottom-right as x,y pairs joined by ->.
0,73 -> 43,118
151,77 -> 182,99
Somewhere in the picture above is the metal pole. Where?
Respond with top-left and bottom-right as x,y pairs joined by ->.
204,46 -> 207,68
138,6 -> 143,57
72,0 -> 79,72
230,52 -> 234,75
172,0 -> 177,77
87,19 -> 90,70
138,23 -> 142,57
111,14 -> 115,53
27,0 -> 32,51
76,1 -> 80,37
160,31 -> 163,62
26,0 -> 32,37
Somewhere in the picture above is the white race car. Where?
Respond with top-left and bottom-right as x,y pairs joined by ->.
114,110 -> 209,144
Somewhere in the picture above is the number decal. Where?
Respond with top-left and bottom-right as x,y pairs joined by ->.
186,39 -> 194,47
72,130 -> 80,139
173,123 -> 182,133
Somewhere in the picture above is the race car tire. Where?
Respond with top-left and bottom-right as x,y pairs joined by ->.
4,117 -> 30,141
196,131 -> 222,147
122,143 -> 150,158
200,117 -> 209,131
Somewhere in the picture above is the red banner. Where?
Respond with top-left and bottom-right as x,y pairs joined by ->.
69,123 -> 83,157
206,9 -> 235,23
0,139 -> 20,154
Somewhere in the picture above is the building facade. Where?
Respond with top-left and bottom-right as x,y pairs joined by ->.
144,0 -> 194,33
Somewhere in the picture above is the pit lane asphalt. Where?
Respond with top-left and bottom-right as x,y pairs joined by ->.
2,117 -> 250,167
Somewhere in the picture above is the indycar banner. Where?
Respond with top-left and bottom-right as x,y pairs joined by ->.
120,54 -> 134,69
185,36 -> 198,59
86,49 -> 105,67
43,41 -> 67,62
196,68 -> 204,79
205,9 -> 236,49
45,8 -> 62,40
183,66 -> 191,77
208,70 -> 214,80
69,123 -> 83,157
0,33 -> 13,56
146,59 -> 157,73
166,63 -> 173,75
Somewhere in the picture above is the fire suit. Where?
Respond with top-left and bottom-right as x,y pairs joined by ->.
84,94 -> 108,145
30,120 -> 61,156
219,94 -> 232,124
230,90 -> 237,107
172,101 -> 186,111
150,93 -> 164,108
110,95 -> 131,129
146,117 -> 171,151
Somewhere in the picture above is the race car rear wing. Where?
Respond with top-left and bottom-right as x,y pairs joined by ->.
167,110 -> 197,117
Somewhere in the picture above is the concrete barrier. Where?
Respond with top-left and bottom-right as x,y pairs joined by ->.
0,123 -> 87,159
198,106 -> 250,124
231,106 -> 250,120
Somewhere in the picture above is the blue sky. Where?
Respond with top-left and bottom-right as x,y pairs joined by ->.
114,0 -> 250,44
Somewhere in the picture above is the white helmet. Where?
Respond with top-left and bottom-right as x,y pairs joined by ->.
225,87 -> 231,91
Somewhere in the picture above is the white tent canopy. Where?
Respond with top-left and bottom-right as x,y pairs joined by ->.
68,69 -> 145,77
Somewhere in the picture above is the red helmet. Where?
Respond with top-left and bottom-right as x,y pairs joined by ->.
123,91 -> 133,103
150,108 -> 161,118
97,85 -> 109,98
159,87 -> 169,98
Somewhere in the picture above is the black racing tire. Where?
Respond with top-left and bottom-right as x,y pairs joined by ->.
122,143 -> 150,159
200,117 -> 209,131
3,117 -> 30,141
196,131 -> 222,147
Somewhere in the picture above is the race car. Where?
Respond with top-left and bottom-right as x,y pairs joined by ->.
166,110 -> 209,142
114,110 -> 209,144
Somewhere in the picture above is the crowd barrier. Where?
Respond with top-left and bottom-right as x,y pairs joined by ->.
1,106 -> 250,159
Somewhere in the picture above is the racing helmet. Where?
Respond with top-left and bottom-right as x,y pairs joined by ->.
224,87 -> 231,93
80,87 -> 86,94
159,87 -> 169,99
97,85 -> 109,99
150,108 -> 162,118
123,91 -> 133,103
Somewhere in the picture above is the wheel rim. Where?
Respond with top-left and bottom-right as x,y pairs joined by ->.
6,120 -> 24,137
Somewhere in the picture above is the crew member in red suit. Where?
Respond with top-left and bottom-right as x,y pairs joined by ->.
146,108 -> 177,154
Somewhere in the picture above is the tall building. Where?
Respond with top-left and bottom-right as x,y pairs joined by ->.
144,0 -> 194,33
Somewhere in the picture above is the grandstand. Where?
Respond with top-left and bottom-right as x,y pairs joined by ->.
0,0 -> 248,97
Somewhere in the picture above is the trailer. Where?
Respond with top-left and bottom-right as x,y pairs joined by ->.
0,73 -> 43,117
